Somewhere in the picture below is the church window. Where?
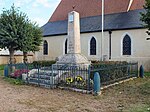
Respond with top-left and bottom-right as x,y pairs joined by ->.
90,37 -> 96,55
43,40 -> 48,55
123,35 -> 131,55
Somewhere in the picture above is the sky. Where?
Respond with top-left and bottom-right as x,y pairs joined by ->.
0,0 -> 61,26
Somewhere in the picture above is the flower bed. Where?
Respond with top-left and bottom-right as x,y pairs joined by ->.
10,69 -> 29,79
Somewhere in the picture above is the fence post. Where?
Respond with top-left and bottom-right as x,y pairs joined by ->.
87,65 -> 91,91
93,72 -> 101,95
38,64 -> 40,86
26,63 -> 29,84
4,65 -> 9,77
127,64 -> 130,76
139,65 -> 144,78
51,64 -> 54,88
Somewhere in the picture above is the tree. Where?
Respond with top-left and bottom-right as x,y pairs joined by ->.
19,23 -> 42,63
0,5 -> 42,64
141,0 -> 150,35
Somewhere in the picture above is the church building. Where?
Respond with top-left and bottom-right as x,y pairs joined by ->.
35,0 -> 150,71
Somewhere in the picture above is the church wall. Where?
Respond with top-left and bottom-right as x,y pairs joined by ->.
111,29 -> 150,57
35,35 -> 67,61
35,28 -> 150,71
80,32 -> 101,60
111,28 -> 150,71
80,32 -> 110,61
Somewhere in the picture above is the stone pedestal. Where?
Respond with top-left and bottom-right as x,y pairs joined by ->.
57,53 -> 89,64
57,11 -> 90,64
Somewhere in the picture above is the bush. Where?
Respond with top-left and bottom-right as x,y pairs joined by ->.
91,61 -> 128,67
90,61 -> 129,83
0,64 -> 5,70
32,60 -> 56,67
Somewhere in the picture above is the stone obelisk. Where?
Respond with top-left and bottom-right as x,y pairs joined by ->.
57,11 -> 89,64
68,11 -> 81,54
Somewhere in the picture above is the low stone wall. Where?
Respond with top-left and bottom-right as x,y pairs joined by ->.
0,55 -> 35,65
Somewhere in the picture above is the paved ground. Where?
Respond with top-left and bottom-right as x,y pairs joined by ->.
0,76 -> 149,112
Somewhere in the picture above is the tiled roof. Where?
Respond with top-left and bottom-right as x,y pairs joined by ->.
130,0 -> 145,10
42,9 -> 145,36
49,0 -> 144,22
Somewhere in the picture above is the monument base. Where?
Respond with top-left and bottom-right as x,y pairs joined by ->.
57,53 -> 90,64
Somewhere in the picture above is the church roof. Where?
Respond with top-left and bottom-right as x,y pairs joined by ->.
49,0 -> 144,22
42,9 -> 145,37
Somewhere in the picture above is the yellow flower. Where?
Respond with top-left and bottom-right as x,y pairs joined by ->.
75,76 -> 83,82
66,77 -> 73,84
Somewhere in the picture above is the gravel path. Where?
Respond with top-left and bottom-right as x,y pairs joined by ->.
0,76 -> 149,112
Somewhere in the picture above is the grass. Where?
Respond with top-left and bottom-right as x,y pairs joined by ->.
0,64 -> 5,76
119,76 -> 150,112
0,70 -> 3,76
129,104 -> 150,112
0,64 -> 24,85
145,72 -> 150,76
3,77 -> 25,85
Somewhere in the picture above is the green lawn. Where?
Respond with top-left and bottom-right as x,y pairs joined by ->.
126,78 -> 150,112
111,75 -> 150,112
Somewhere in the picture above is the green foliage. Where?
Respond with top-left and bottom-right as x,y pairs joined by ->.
19,23 -> 42,53
90,61 -> 135,84
0,70 -> 4,76
141,0 -> 150,34
91,61 -> 128,66
144,72 -> 150,76
0,5 -> 42,64
0,5 -> 28,50
3,77 -> 24,85
32,60 -> 56,67
30,24 -> 43,52
0,65 -> 5,76
0,64 -> 5,70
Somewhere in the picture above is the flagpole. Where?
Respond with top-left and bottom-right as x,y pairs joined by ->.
101,0 -> 104,61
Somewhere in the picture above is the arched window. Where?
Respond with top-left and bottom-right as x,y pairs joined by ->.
90,37 -> 96,55
43,40 -> 48,55
65,39 -> 68,54
123,35 -> 131,55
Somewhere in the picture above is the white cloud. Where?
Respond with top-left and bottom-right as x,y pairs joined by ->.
32,17 -> 46,26
14,0 -> 32,7
29,0 -> 61,26
33,0 -> 51,8
14,0 -> 22,7
0,0 -> 61,26
33,0 -> 61,8
0,0 -> 5,7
